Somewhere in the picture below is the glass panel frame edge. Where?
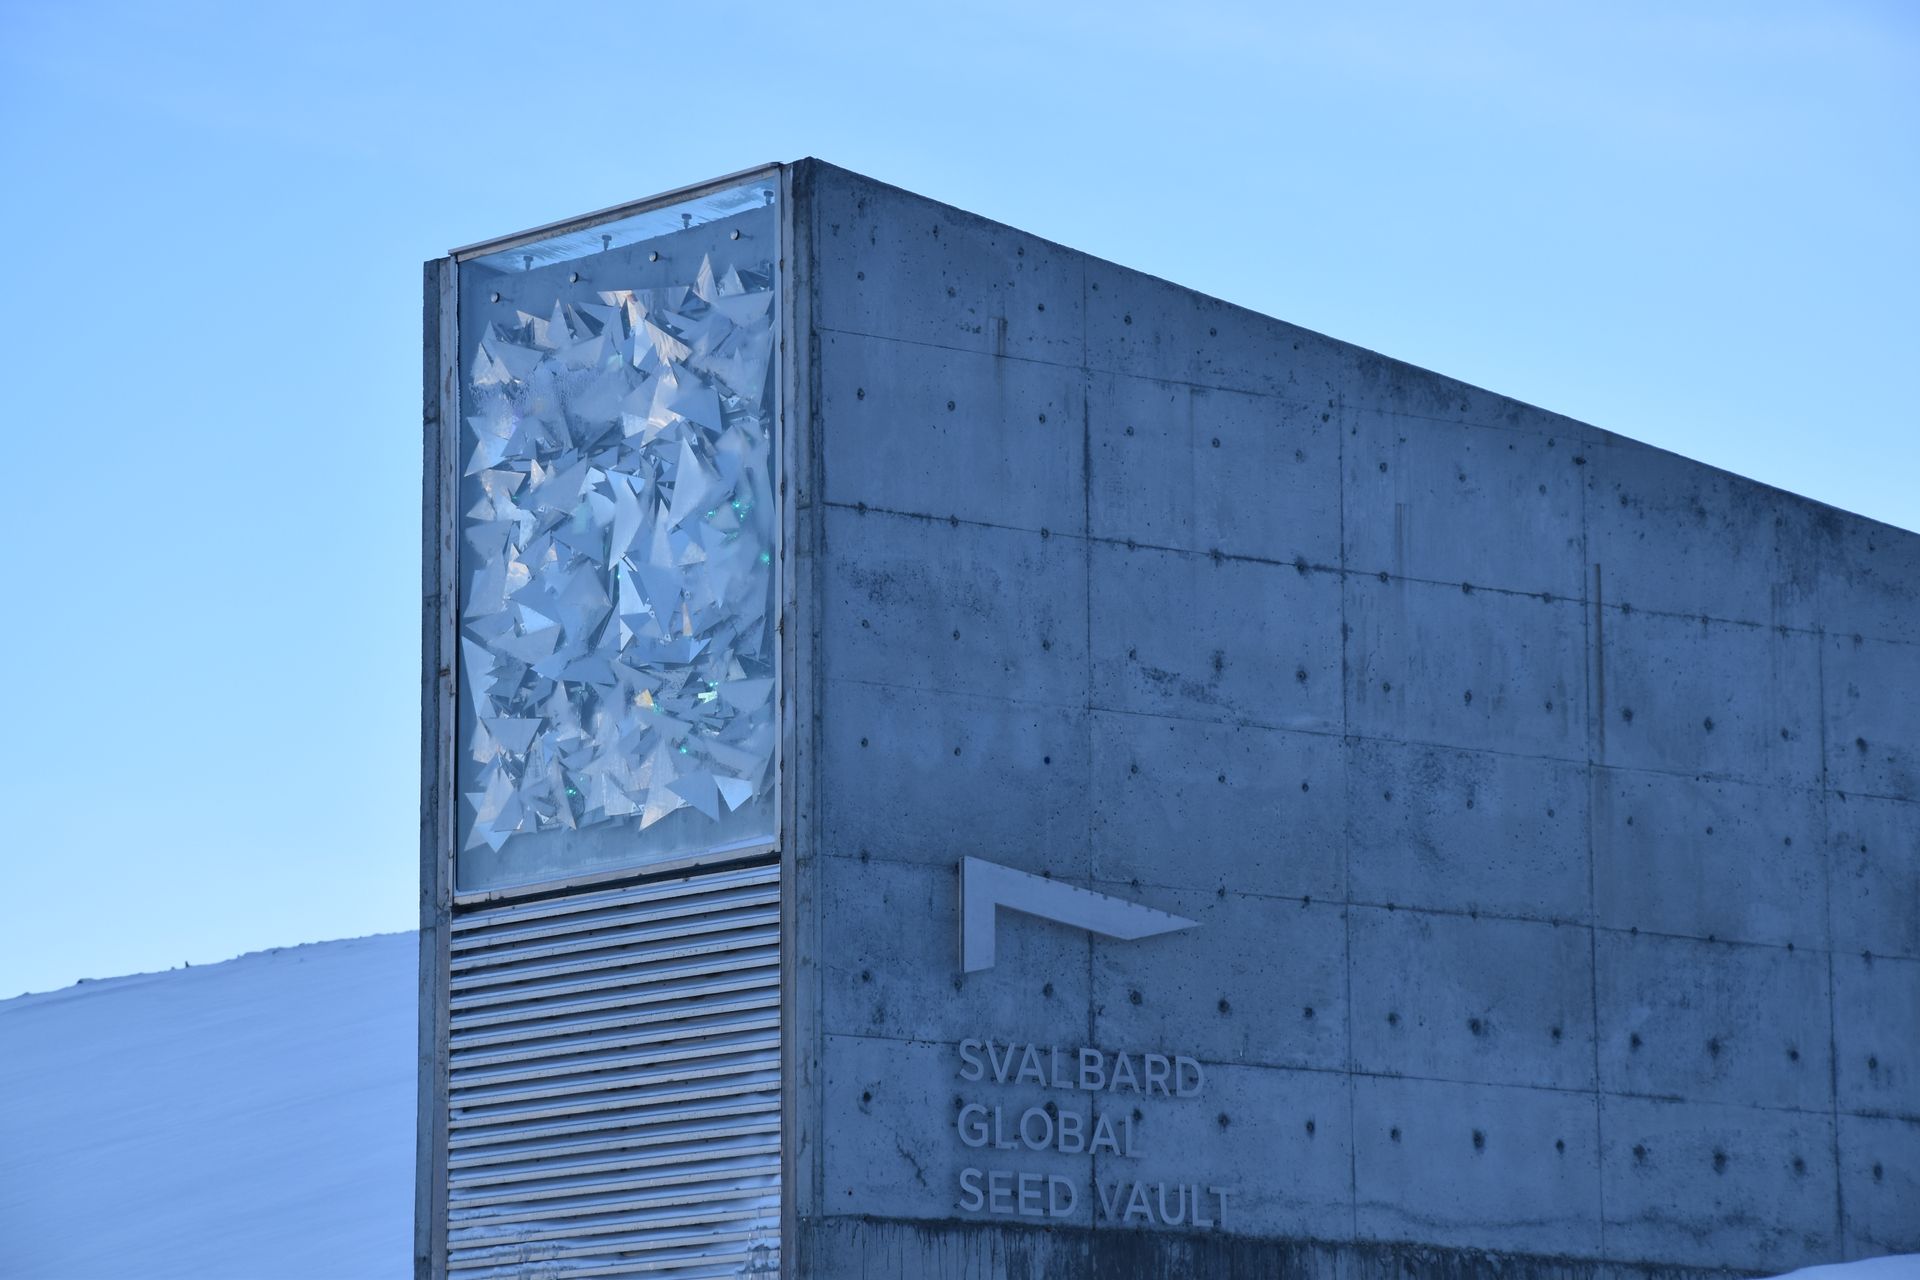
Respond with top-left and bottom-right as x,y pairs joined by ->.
421,252 -> 459,1280
449,836 -> 781,910
449,162 -> 785,262
448,165 -> 789,905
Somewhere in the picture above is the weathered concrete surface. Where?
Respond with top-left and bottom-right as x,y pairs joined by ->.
790,159 -> 1920,1277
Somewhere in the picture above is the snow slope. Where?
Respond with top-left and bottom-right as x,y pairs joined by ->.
0,933 -> 416,1279
1779,1261 -> 1920,1279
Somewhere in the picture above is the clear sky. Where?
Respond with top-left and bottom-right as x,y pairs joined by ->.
1,1 -> 1914,996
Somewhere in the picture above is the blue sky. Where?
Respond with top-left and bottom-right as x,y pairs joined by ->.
1,1 -> 1913,995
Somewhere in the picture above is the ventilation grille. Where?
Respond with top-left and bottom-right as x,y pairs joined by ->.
446,863 -> 781,1278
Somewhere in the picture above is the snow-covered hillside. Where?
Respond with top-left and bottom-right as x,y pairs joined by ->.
0,934 -> 416,1279
1780,1261 -> 1920,1279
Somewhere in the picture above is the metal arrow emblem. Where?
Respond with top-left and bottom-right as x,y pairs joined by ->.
959,857 -> 1200,973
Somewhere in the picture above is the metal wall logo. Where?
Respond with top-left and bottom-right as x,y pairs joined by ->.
958,857 -> 1199,973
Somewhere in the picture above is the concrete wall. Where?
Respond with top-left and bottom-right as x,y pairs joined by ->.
785,160 -> 1920,1278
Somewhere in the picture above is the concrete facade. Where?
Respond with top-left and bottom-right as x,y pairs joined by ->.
781,160 -> 1920,1277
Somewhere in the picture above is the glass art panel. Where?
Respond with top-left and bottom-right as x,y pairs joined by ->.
454,183 -> 779,892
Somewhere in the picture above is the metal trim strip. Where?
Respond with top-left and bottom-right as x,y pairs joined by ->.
447,164 -> 784,261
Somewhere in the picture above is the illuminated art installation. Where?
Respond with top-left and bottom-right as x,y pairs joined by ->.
457,250 -> 778,878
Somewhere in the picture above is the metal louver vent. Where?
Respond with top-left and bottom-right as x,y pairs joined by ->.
445,863 -> 781,1278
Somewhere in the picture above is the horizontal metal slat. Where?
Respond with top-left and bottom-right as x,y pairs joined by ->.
448,1075 -> 779,1133
448,955 -> 778,1037
451,984 -> 777,1056
449,927 -> 777,1003
451,1138 -> 781,1194
450,911 -> 778,991
451,1046 -> 778,1113
449,1223 -> 769,1272
451,1022 -> 778,1090
450,864 -> 778,939
451,998 -> 778,1071
449,1095 -> 776,1154
450,885 -> 779,963
449,894 -> 779,975
448,1202 -> 765,1250
449,1178 -> 777,1228
450,1117 -> 780,1173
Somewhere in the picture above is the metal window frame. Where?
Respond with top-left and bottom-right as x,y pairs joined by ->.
419,161 -> 797,1280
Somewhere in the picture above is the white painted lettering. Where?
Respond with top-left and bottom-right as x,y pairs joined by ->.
1017,1171 -> 1044,1217
958,1040 -> 984,1082
1016,1044 -> 1046,1086
958,1168 -> 984,1213
1048,1174 -> 1076,1218
956,1102 -> 988,1148
1019,1107 -> 1053,1150
1056,1108 -> 1084,1154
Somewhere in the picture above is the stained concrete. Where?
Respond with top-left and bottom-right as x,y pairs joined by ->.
788,159 -> 1920,1277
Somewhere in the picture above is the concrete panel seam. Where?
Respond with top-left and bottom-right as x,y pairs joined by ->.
824,496 -> 1879,646
825,677 -> 1847,796
1817,623 -> 1847,1248
816,1029 -> 1858,1126
1338,389 -> 1360,1239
